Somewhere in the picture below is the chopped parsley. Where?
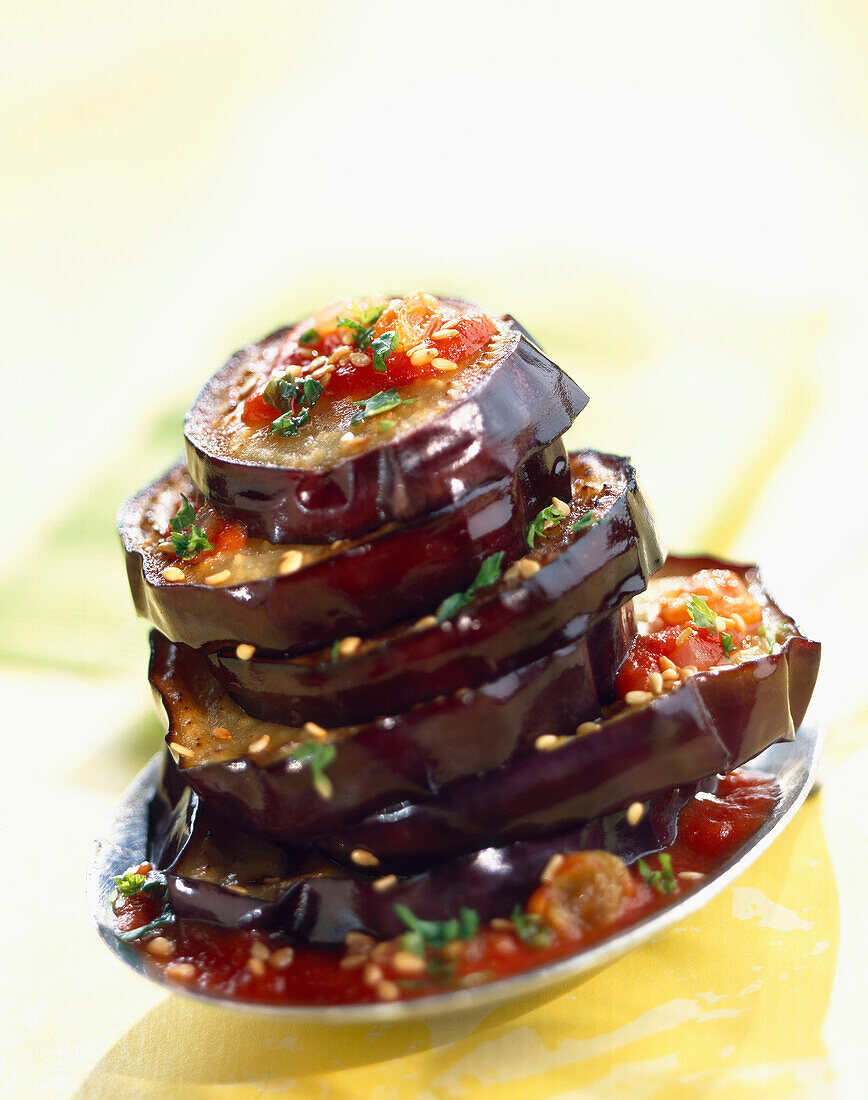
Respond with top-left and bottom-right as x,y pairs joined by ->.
394,904 -> 480,956
266,376 -> 325,438
510,905 -> 553,948
378,419 -> 397,432
113,871 -> 147,897
370,329 -> 399,372
637,853 -> 677,895
571,511 -> 597,534
526,504 -> 564,549
686,594 -> 717,633
331,639 -> 341,662
298,327 -> 319,346
757,624 -> 776,654
113,874 -> 174,942
337,304 -> 387,351
350,388 -> 416,425
289,740 -> 336,801
436,552 -> 505,622
168,494 -> 213,560
720,631 -> 737,656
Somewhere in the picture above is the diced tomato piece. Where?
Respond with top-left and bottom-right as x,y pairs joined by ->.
678,771 -> 779,855
617,625 -> 726,695
240,391 -> 278,427
656,569 -> 762,630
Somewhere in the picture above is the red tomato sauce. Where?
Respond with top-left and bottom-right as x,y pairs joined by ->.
116,769 -> 779,1006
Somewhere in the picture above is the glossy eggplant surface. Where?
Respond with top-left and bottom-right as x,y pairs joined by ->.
184,300 -> 588,544
120,441 -> 569,652
209,450 -> 663,726
313,557 -> 820,872
148,605 -> 635,844
149,752 -> 710,947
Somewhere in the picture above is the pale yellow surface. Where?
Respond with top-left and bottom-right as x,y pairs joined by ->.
1,2 -> 866,1097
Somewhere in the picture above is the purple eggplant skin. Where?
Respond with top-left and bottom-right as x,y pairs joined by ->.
150,609 -> 633,843
120,440 -> 569,653
183,312 -> 589,544
315,556 -> 821,872
149,752 -> 711,947
209,450 -> 664,727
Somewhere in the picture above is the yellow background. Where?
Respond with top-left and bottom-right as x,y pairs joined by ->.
1,2 -> 866,1096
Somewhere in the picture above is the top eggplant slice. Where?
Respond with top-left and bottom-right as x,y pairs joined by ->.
118,441 -> 568,652
314,556 -> 820,872
184,294 -> 589,544
209,450 -> 664,727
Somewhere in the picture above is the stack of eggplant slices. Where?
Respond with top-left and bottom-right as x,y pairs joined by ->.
113,292 -> 820,1007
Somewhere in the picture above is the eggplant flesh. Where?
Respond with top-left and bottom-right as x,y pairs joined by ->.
184,307 -> 589,544
314,557 -> 821,872
149,753 -> 713,947
120,440 -> 570,652
149,604 -> 635,844
209,450 -> 664,727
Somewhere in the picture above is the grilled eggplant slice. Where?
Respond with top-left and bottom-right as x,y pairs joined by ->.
314,557 -> 820,872
150,753 -> 708,947
120,441 -> 569,652
148,606 -> 635,843
209,450 -> 663,726
184,295 -> 588,544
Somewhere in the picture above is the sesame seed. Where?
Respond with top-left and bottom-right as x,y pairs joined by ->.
715,616 -> 728,634
205,569 -> 232,586
162,566 -> 186,583
373,941 -> 396,963
408,345 -> 438,367
519,558 -> 541,578
345,931 -> 375,952
661,668 -> 678,682
625,690 -> 654,706
534,734 -> 561,752
363,963 -> 383,986
676,626 -> 693,646
165,963 -> 197,981
212,726 -> 233,741
551,496 -> 571,517
678,870 -> 705,881
350,848 -> 380,868
626,801 -> 644,826
432,328 -> 459,340
349,351 -> 370,368
648,671 -> 664,695
658,655 -> 677,672
490,918 -> 513,931
680,664 -> 698,681
339,953 -> 368,969
269,946 -> 295,969
391,950 -> 426,975
246,957 -> 266,976
296,348 -> 317,360
278,550 -> 304,575
310,364 -> 334,381
328,344 -> 353,364
431,357 -> 457,372
250,940 -> 271,960
414,615 -> 439,631
235,643 -> 256,660
337,636 -> 362,657
541,854 -> 565,883
227,885 -> 249,895
302,721 -> 328,741
732,613 -> 746,632
168,741 -> 194,758
145,936 -> 173,957
372,874 -> 398,893
308,355 -> 329,372
376,979 -> 401,1001
248,734 -> 271,754
575,721 -> 601,736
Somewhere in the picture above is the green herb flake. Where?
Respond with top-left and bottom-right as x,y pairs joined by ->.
113,876 -> 174,941
757,624 -> 776,654
526,504 -> 563,549
350,388 -> 403,425
114,872 -> 147,897
509,904 -> 553,948
331,639 -> 341,663
637,854 -> 677,895
169,494 -> 197,533
377,419 -> 397,432
370,329 -> 399,372
290,740 -> 337,801
436,551 -> 505,622
337,304 -> 387,351
298,327 -> 319,346
571,511 -> 597,534
270,409 -> 311,437
394,904 -> 481,954
170,526 -> 213,560
720,632 -> 737,656
686,594 -> 717,633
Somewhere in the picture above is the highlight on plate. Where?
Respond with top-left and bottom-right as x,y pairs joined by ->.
106,291 -> 820,1006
